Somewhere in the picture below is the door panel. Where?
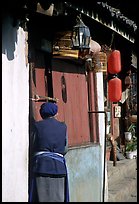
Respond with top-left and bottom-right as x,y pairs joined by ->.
30,65 -> 47,121
52,59 -> 90,146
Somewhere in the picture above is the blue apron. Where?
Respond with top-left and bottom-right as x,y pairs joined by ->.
29,152 -> 69,202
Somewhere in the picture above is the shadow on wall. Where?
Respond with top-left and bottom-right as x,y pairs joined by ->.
2,14 -> 18,61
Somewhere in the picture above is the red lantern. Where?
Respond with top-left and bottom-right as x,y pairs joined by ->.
108,77 -> 122,102
108,50 -> 121,74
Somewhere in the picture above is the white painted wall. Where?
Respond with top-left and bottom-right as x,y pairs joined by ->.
2,15 -> 29,202
96,72 -> 108,202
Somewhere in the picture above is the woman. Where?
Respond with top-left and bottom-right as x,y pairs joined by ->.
29,102 -> 69,202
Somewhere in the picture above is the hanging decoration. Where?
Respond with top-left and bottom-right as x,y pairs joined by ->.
71,15 -> 90,50
108,76 -> 122,102
107,50 -> 121,74
107,49 -> 122,102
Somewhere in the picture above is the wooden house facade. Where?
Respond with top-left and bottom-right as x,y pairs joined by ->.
2,0 -> 137,202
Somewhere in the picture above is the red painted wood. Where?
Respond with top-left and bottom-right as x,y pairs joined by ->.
87,71 -> 98,143
31,68 -> 47,121
52,59 -> 90,146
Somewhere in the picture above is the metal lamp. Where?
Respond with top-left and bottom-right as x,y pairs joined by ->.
72,15 -> 90,50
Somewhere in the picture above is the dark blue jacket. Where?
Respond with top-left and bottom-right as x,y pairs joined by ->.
33,117 -> 68,176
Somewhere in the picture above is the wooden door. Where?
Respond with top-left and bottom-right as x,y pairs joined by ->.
29,50 -> 51,121
30,65 -> 47,121
52,58 -> 90,146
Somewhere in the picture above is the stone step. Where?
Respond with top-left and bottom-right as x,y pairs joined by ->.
107,158 -> 137,202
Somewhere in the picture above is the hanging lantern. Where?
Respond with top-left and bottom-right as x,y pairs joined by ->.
108,77 -> 122,102
108,50 -> 121,74
72,15 -> 90,50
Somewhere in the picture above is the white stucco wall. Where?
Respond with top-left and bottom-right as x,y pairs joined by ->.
96,72 -> 108,202
2,15 -> 29,202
